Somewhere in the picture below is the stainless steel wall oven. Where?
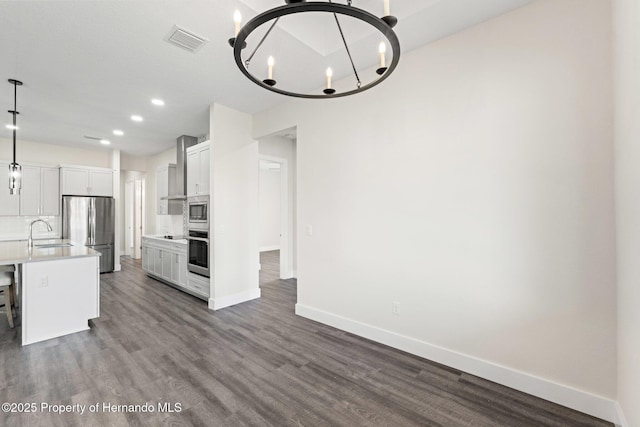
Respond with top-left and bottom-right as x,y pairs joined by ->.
187,229 -> 209,277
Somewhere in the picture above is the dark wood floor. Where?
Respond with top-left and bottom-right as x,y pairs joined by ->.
0,251 -> 612,426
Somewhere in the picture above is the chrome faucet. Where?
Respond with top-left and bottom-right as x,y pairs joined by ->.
28,219 -> 53,249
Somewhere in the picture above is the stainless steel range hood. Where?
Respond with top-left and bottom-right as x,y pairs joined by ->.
162,135 -> 198,201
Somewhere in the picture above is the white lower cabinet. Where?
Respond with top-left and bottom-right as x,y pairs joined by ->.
142,246 -> 150,271
171,252 -> 188,287
142,237 -> 207,300
186,273 -> 210,297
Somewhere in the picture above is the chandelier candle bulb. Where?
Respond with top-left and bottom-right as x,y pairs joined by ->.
379,42 -> 386,68
384,0 -> 390,16
268,56 -> 274,80
326,67 -> 333,89
234,10 -> 242,37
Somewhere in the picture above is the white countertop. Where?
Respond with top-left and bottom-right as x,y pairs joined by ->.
142,235 -> 188,245
0,239 -> 100,265
0,235 -> 61,242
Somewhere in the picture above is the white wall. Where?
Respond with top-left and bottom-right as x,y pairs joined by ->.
111,149 -> 121,271
210,103 -> 260,309
253,0 -> 616,419
259,135 -> 298,276
259,164 -> 281,251
0,138 -> 111,168
613,0 -> 639,425
121,153 -> 147,172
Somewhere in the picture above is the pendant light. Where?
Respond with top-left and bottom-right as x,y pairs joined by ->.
7,79 -> 23,195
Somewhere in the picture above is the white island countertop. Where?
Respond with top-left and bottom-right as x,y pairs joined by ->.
143,235 -> 188,244
0,239 -> 100,266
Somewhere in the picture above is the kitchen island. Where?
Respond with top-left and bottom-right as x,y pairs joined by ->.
0,239 -> 100,345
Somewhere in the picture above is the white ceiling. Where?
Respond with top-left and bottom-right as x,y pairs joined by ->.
0,0 -> 535,157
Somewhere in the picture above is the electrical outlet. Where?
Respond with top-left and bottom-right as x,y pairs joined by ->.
392,301 -> 400,315
305,225 -> 313,236
40,276 -> 49,288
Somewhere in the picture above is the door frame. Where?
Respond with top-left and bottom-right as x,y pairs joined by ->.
259,154 -> 292,279
134,179 -> 144,259
125,180 -> 134,256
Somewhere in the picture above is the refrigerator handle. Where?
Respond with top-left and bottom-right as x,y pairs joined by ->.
89,198 -> 95,245
87,200 -> 92,245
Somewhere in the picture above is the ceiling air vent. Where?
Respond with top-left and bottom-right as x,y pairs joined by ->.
164,25 -> 208,53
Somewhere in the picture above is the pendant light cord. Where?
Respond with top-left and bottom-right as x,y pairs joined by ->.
12,81 -> 17,165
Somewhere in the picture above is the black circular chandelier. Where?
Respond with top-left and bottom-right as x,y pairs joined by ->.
229,0 -> 401,99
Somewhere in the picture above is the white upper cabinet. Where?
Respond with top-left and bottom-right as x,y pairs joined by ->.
20,166 -> 41,216
198,144 -> 210,195
186,141 -> 210,196
41,167 -> 60,215
0,162 -> 20,216
19,166 -> 60,216
60,168 -> 89,196
60,166 -> 113,197
186,150 -> 198,197
89,169 -> 113,197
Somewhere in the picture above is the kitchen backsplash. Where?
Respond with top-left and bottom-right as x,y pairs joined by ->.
155,214 -> 184,237
0,215 -> 61,241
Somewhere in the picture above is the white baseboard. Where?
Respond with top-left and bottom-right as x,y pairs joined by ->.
295,304 -> 617,424
615,402 -> 629,427
260,245 -> 280,252
209,288 -> 261,311
279,270 -> 295,280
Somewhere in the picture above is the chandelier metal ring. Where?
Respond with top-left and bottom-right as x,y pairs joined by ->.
233,2 -> 401,99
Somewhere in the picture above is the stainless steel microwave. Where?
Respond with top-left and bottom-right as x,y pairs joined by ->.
188,196 -> 209,230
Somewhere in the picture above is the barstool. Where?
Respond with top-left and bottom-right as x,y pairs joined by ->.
0,265 -> 17,329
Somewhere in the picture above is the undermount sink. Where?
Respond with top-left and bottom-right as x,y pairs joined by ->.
35,243 -> 73,248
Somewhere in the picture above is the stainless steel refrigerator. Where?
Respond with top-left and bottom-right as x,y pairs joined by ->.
62,196 -> 115,273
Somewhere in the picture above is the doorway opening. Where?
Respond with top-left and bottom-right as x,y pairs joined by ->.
123,172 -> 146,259
258,127 -> 297,281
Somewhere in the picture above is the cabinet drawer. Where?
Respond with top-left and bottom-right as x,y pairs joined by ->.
188,278 -> 210,296
171,243 -> 187,252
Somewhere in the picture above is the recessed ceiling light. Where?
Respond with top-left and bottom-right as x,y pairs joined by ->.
131,115 -> 143,122
5,124 -> 18,130
151,99 -> 165,106
113,130 -> 124,136
100,139 -> 111,145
